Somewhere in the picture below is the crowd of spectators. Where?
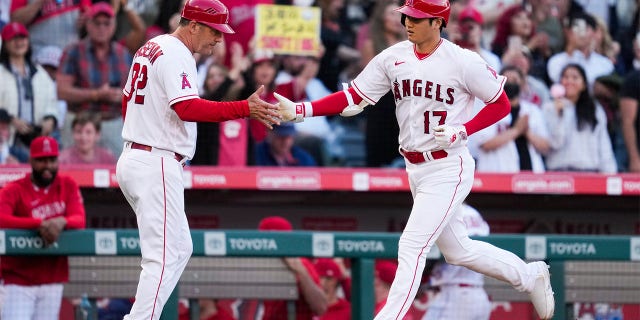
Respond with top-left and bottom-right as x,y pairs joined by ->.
0,0 -> 639,173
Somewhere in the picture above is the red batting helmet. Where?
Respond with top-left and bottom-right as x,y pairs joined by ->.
395,0 -> 451,26
181,0 -> 235,34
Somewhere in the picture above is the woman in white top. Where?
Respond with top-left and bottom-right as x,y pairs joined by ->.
542,63 -> 617,173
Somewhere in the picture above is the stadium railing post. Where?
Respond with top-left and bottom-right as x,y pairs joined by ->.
351,258 -> 375,319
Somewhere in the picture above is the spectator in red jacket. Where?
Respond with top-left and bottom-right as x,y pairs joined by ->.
0,136 -> 86,320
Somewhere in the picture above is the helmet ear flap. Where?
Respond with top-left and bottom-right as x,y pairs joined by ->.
401,14 -> 407,26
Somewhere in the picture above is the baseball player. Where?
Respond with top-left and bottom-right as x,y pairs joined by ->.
116,0 -> 280,319
422,203 -> 492,320
0,136 -> 86,320
274,0 -> 555,319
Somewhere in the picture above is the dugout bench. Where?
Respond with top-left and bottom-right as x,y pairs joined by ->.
64,257 -> 299,320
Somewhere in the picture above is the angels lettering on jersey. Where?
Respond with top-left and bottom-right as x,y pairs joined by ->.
391,64 -> 499,105
32,201 -> 67,220
392,78 -> 454,105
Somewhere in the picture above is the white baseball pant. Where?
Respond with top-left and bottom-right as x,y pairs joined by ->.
374,149 -> 541,320
117,146 -> 193,320
1,283 -> 63,320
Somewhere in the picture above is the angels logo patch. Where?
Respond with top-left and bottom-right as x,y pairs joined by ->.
181,72 -> 192,89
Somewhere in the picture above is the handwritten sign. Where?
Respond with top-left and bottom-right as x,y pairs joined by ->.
255,4 -> 321,56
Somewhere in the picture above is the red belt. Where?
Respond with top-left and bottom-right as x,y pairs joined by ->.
400,148 -> 448,164
130,142 -> 185,163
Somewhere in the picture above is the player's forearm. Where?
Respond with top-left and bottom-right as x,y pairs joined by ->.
64,210 -> 86,229
0,216 -> 42,229
622,124 -> 640,162
464,91 -> 510,136
57,83 -> 99,105
10,1 -> 43,25
304,87 -> 364,117
296,270 -> 329,315
172,98 -> 249,122
122,7 -> 146,54
527,132 -> 551,155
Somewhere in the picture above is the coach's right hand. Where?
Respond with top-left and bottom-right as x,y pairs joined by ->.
248,85 -> 282,129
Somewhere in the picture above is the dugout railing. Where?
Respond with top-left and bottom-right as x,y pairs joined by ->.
1,229 -> 639,320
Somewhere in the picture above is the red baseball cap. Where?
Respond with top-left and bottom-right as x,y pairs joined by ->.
30,136 -> 59,159
375,260 -> 398,285
258,216 -> 293,231
87,2 -> 115,19
1,22 -> 29,42
314,258 -> 342,279
458,6 -> 483,25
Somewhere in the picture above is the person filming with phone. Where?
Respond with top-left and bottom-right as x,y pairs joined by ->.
546,12 -> 614,89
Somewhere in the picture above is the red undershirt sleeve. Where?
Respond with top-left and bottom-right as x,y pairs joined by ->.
63,179 -> 86,229
172,98 -> 250,122
463,91 -> 511,136
310,87 -> 364,116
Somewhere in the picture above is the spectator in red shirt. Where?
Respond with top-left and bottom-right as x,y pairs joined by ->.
0,136 -> 86,319
244,216 -> 328,320
314,258 -> 351,320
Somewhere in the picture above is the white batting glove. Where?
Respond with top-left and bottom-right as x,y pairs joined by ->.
273,92 -> 305,123
433,124 -> 468,148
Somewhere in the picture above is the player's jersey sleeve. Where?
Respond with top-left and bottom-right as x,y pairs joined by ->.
462,52 -> 506,104
62,177 -> 85,230
156,49 -> 199,106
351,51 -> 393,105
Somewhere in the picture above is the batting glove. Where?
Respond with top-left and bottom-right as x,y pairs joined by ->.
433,124 -> 468,148
274,92 -> 306,123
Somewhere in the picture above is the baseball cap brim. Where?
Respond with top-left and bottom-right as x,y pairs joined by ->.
395,5 -> 434,19
202,22 -> 235,34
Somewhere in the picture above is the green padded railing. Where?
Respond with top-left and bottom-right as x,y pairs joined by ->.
1,229 -> 638,320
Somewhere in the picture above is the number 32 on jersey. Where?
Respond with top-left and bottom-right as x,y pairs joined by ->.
126,62 -> 148,105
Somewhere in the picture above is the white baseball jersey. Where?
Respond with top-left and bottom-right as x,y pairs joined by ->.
122,34 -> 200,159
351,39 -> 506,152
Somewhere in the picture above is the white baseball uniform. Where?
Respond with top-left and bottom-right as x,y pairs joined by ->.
422,204 -> 491,320
117,34 -> 198,320
350,39 -> 546,320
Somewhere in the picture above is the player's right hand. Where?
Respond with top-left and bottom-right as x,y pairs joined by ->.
434,124 -> 468,149
273,92 -> 305,123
